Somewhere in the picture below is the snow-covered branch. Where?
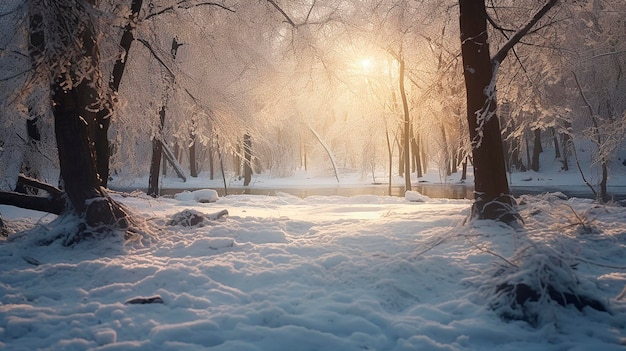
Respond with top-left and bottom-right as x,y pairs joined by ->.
491,0 -> 558,65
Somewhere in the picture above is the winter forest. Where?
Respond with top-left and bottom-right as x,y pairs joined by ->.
1,0 -> 626,350
1,0 -> 624,200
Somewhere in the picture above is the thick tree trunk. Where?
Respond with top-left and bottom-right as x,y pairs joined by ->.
0,1 -> 141,244
27,1 -> 132,242
459,0 -> 512,221
52,83 -> 102,214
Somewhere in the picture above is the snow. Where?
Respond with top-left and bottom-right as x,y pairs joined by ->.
1,162 -> 626,350
174,189 -> 219,203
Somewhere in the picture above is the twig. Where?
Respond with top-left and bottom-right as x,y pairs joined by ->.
144,1 -> 234,20
464,234 -> 518,268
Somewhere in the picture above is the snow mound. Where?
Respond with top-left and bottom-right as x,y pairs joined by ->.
174,189 -> 219,203
405,190 -> 430,202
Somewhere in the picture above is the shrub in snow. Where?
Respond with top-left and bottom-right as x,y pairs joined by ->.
484,245 -> 606,327
166,209 -> 228,227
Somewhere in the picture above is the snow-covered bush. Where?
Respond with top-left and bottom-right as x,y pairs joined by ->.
485,245 -> 606,327
470,194 -> 610,327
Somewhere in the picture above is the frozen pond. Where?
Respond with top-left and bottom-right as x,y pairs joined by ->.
135,184 -> 626,202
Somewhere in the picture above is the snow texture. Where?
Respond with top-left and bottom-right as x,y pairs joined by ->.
1,188 -> 625,350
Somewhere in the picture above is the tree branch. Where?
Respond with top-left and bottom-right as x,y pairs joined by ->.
491,0 -> 558,64
0,191 -> 66,215
136,38 -> 175,79
18,174 -> 63,197
266,0 -> 296,27
0,175 -> 69,215
144,1 -> 234,20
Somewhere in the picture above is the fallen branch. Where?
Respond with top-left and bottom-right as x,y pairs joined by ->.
0,174 -> 66,215
18,174 -> 63,197
0,191 -> 65,215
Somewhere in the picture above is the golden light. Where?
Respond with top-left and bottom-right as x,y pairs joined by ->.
357,57 -> 375,74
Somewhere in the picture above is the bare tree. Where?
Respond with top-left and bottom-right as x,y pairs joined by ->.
458,0 -> 558,221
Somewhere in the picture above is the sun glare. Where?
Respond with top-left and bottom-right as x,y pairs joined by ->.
357,57 -> 374,74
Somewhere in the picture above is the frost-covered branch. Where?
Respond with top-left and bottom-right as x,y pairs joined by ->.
144,1 -> 234,20
491,0 -> 558,65
0,174 -> 66,215
266,0 -> 296,27
136,38 -> 175,79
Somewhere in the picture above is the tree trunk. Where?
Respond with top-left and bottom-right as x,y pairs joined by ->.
147,107 -> 165,197
525,133 -> 531,171
551,127 -> 561,159
189,132 -> 198,178
208,140 -> 215,180
243,133 -> 252,186
440,123 -> 451,176
103,0 -> 144,188
531,128 -> 542,171
216,136 -> 228,196
29,1 -> 131,243
461,156 -> 468,181
399,58 -> 411,192
398,134 -> 405,177
561,129 -> 570,171
459,0 -> 512,221
234,144 -> 241,177
411,128 -> 422,178
510,136 -> 525,171
385,118 -> 393,196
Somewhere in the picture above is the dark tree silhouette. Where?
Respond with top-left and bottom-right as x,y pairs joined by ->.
458,0 -> 558,221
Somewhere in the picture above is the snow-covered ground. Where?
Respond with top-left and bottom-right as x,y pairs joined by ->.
1,156 -> 626,350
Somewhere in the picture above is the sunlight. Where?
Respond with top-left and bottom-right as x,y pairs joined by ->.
357,57 -> 375,75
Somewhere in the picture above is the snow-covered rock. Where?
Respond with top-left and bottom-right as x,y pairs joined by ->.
174,189 -> 219,203
405,190 -> 430,202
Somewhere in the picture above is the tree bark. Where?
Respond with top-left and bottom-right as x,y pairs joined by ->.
459,0 -> 557,221
24,1 -> 132,242
459,0 -> 512,220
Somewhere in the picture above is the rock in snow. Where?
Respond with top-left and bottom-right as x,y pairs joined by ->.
174,189 -> 219,203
